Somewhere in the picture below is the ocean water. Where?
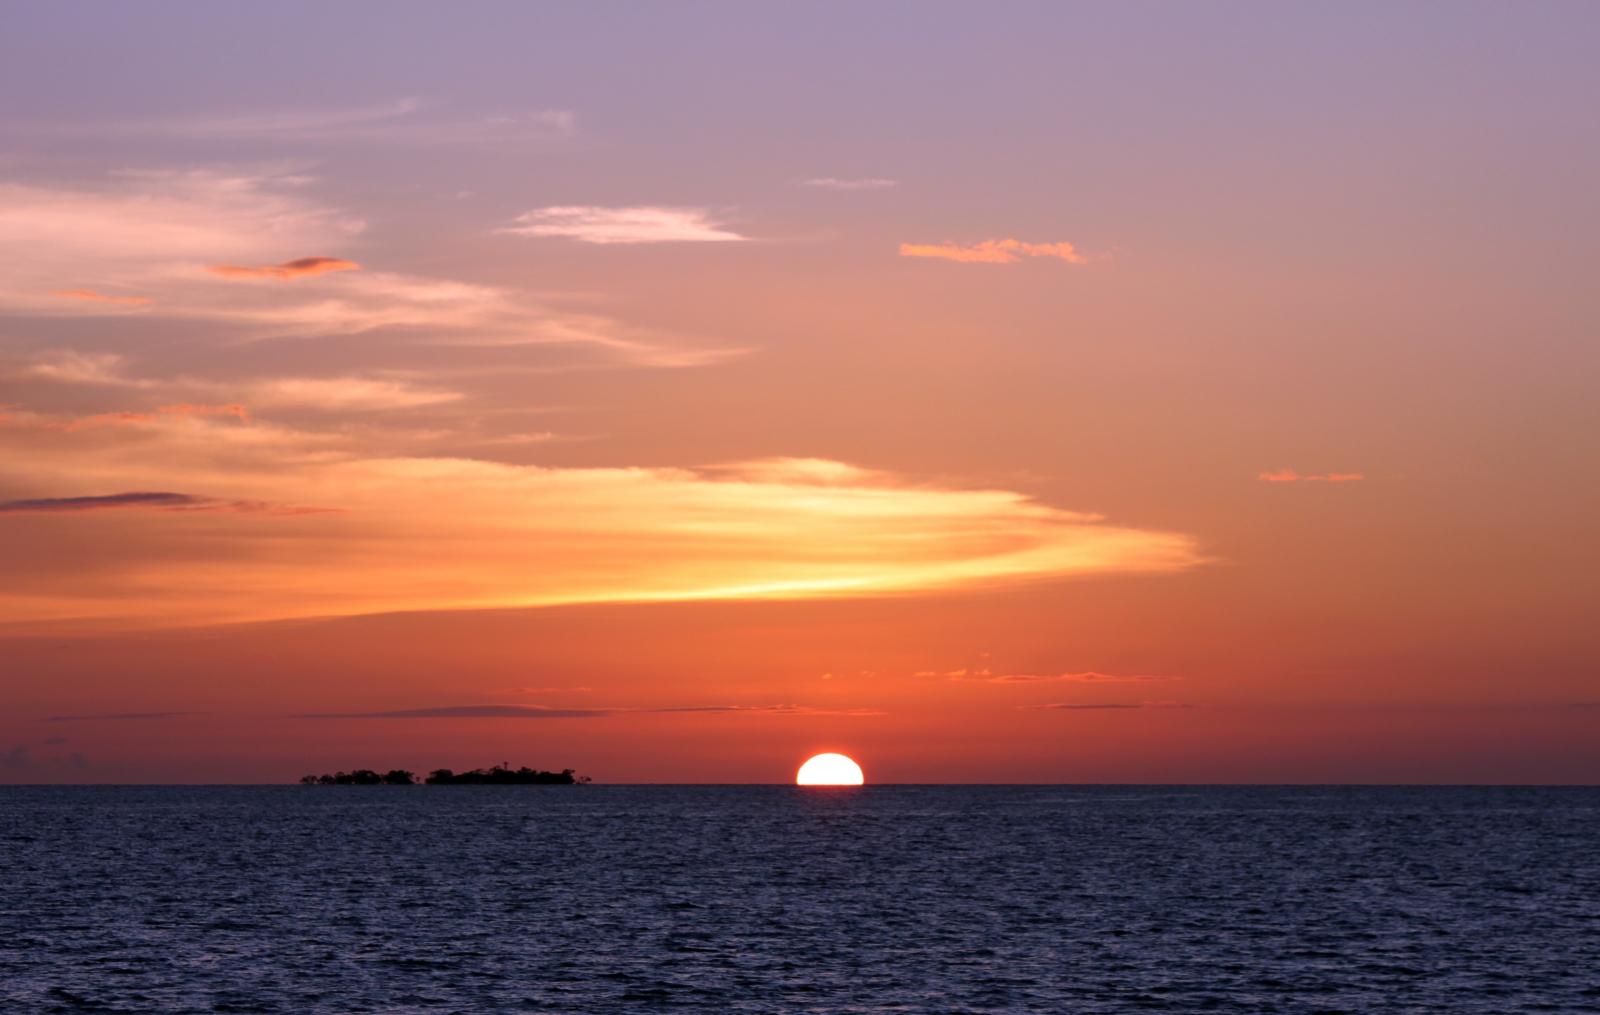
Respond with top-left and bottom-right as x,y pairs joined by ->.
3,786 -> 1599,1013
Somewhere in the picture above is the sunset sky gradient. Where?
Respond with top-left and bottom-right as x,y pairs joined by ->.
2,2 -> 1597,783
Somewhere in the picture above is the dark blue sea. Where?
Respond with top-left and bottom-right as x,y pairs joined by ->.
3,786 -> 1599,1013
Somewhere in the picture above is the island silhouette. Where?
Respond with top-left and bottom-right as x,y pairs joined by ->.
299,763 -> 587,785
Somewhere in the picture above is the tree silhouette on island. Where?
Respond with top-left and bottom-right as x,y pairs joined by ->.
299,763 -> 588,785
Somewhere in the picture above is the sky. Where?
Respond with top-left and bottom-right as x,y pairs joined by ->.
2,1 -> 1597,783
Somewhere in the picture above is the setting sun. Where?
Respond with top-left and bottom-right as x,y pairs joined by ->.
796,753 -> 864,786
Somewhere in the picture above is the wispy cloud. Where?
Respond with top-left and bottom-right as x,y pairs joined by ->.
50,288 -> 151,306
899,239 -> 1090,264
1023,701 -> 1193,710
292,705 -> 608,719
205,256 -> 359,280
0,172 -> 364,276
488,687 -> 593,694
0,174 -> 730,365
801,178 -> 897,190
1258,470 -> 1364,482
971,671 -> 1181,684
42,711 -> 208,721
500,206 -> 749,244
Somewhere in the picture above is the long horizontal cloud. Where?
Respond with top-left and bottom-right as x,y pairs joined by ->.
0,414 -> 1203,629
501,206 -> 748,244
900,239 -> 1089,264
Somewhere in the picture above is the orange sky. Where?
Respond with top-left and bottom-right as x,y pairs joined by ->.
2,4 -> 1597,782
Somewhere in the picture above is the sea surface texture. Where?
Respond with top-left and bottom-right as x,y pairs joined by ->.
3,785 -> 1599,1013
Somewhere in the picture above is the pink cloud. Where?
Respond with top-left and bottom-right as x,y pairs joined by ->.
899,239 -> 1090,264
501,207 -> 747,244
205,256 -> 360,280
50,288 -> 151,306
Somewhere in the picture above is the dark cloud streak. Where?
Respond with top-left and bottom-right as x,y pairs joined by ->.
2,492 -> 208,513
0,491 -> 337,516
